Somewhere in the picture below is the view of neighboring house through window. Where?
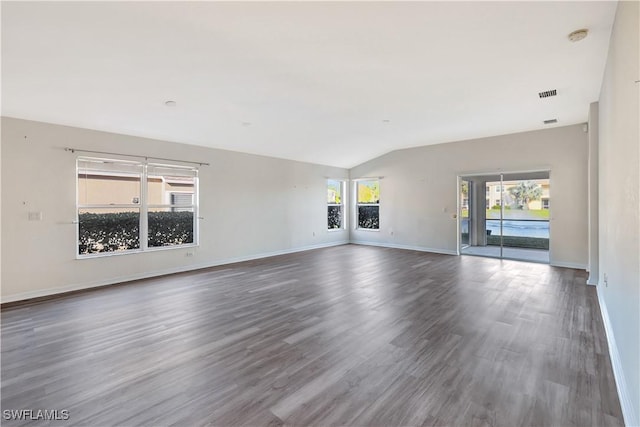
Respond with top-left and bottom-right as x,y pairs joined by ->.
147,164 -> 198,248
327,179 -> 344,230
77,157 -> 198,256
356,179 -> 380,229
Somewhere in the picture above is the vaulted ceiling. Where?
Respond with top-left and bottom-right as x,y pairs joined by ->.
2,1 -> 617,168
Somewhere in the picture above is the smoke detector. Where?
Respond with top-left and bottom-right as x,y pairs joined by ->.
568,29 -> 588,42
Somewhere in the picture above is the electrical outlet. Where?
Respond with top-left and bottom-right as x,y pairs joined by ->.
28,211 -> 42,221
603,273 -> 608,287
186,251 -> 194,257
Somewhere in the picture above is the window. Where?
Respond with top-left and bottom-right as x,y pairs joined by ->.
542,198 -> 550,209
356,179 -> 379,229
170,192 -> 194,209
77,158 -> 198,256
147,165 -> 198,248
327,180 -> 344,230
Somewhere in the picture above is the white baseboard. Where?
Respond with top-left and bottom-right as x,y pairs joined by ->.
1,240 -> 349,304
596,286 -> 638,427
586,275 -> 599,286
550,260 -> 588,270
350,240 -> 458,256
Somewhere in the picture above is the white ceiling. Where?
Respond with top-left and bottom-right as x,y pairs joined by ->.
2,1 -> 617,168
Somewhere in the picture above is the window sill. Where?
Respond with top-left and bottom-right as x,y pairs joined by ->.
355,228 -> 380,232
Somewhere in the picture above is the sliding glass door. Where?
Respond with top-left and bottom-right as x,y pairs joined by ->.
460,179 -> 471,248
460,172 -> 550,263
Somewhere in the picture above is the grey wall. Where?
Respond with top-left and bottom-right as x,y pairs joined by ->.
350,124 -> 589,268
597,1 -> 640,424
1,117 -> 349,302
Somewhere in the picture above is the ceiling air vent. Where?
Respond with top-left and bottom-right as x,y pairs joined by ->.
538,89 -> 557,98
544,119 -> 558,125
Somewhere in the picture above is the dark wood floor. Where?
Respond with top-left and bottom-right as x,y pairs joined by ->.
1,244 -> 624,426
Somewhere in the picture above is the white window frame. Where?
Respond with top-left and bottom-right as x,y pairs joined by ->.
327,179 -> 345,231
355,179 -> 380,231
76,157 -> 199,258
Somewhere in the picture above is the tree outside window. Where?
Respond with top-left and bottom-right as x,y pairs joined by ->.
357,180 -> 379,229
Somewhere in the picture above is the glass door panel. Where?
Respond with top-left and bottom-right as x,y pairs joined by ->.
460,179 -> 471,248
462,172 -> 550,263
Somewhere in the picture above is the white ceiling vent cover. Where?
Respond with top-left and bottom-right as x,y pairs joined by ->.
538,89 -> 557,98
